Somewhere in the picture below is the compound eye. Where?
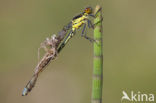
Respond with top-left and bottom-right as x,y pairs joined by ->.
85,7 -> 92,14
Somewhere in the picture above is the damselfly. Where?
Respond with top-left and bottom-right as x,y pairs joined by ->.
22,7 -> 101,96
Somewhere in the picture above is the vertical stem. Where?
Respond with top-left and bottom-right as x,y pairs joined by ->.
91,5 -> 103,103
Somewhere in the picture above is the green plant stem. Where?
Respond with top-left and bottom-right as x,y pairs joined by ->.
91,5 -> 103,103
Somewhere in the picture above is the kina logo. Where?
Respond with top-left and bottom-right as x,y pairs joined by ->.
121,91 -> 154,102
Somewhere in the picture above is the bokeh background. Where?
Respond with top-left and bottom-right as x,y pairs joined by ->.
0,0 -> 156,103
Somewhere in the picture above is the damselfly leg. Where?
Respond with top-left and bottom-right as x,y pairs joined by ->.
81,23 -> 95,43
87,19 -> 94,29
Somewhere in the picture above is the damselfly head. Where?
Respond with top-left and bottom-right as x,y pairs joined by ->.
84,7 -> 92,14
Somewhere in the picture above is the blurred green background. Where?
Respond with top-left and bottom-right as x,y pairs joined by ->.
0,0 -> 156,103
